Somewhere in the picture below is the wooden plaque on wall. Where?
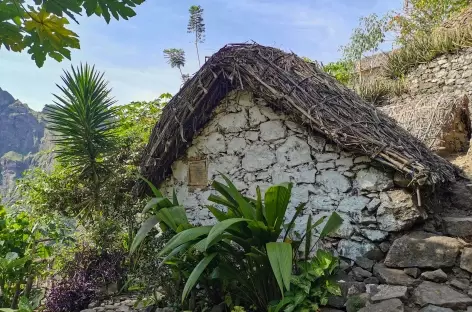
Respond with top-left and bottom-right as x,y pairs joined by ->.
188,158 -> 208,189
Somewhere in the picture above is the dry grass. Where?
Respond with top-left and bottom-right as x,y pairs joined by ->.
355,78 -> 407,105
385,26 -> 472,79
379,94 -> 470,153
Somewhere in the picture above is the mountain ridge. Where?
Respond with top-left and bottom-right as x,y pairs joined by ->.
0,87 -> 53,197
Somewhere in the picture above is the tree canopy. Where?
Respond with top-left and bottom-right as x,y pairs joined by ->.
0,0 -> 145,67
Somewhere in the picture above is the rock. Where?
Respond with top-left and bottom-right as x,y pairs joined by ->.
321,309 -> 344,312
360,228 -> 389,242
316,161 -> 335,170
364,248 -> 384,261
276,136 -> 312,167
421,269 -> 448,282
218,111 -> 248,132
355,257 -> 374,271
292,168 -> 316,183
245,131 -> 258,141
442,217 -> 472,236
384,232 -> 462,268
352,267 -> 372,281
358,298 -> 404,312
337,239 -> 379,261
377,190 -> 425,232
202,132 -> 226,153
227,137 -> 247,154
314,152 -> 339,162
260,120 -> 287,142
242,145 -> 276,172
368,284 -> 408,301
419,306 -> 453,312
316,171 -> 351,193
364,277 -> 379,284
460,247 -> 472,273
327,296 -> 345,309
248,106 -> 267,126
393,172 -> 412,188
374,263 -> 419,286
450,278 -> 469,291
81,310 -> 95,312
379,241 -> 391,253
404,268 -> 421,278
355,167 -> 394,191
413,281 -> 472,309
208,155 -> 240,176
366,198 -> 381,213
336,158 -> 353,167
337,196 -> 370,215
354,156 -> 371,164
307,135 -> 325,151
171,160 -> 188,182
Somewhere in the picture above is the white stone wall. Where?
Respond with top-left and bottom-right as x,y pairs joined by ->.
159,91 -> 426,260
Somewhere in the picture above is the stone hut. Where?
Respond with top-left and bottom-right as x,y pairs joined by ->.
141,44 -> 472,311
380,93 -> 471,155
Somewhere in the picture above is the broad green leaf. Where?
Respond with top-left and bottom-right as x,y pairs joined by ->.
142,197 -> 173,213
182,253 -> 217,303
210,181 -> 238,209
205,218 -> 248,250
283,202 -> 306,241
319,212 -> 343,239
140,175 -> 163,198
255,185 -> 264,221
207,205 -> 230,221
172,189 -> 179,206
264,183 -> 292,229
156,206 -> 189,232
159,226 -> 211,256
267,242 -> 292,296
130,216 -> 158,255
220,174 -> 255,219
207,194 -> 237,211
305,214 -> 312,260
325,279 -> 341,296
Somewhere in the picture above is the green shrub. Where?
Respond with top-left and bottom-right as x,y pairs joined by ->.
132,175 -> 343,311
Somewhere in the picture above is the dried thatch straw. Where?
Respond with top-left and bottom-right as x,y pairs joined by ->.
141,43 -> 458,189
380,94 -> 471,154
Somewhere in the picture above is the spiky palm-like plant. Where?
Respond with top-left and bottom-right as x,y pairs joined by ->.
45,64 -> 117,208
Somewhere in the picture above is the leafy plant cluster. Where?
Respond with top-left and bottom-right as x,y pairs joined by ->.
131,176 -> 343,311
0,0 -> 144,67
45,246 -> 125,312
0,205 -> 72,311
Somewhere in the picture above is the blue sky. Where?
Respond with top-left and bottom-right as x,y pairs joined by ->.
0,0 -> 401,111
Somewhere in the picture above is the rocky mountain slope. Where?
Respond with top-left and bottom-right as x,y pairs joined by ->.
0,87 -> 53,197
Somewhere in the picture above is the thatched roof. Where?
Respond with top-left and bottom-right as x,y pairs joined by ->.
141,43 -> 458,188
380,94 -> 471,153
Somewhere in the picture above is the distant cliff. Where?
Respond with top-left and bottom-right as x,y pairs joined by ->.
0,87 -> 53,196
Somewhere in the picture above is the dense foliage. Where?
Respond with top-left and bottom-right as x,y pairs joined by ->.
0,205 -> 72,309
132,176 -> 343,311
0,0 -> 144,67
389,0 -> 469,45
45,247 -> 125,312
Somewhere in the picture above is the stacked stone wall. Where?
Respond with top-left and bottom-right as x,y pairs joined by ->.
159,91 -> 425,262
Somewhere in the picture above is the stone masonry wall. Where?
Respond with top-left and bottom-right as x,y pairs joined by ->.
159,91 -> 426,262
405,47 -> 472,97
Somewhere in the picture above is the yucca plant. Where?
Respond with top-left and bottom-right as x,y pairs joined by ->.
131,175 -> 343,311
45,64 -> 118,214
